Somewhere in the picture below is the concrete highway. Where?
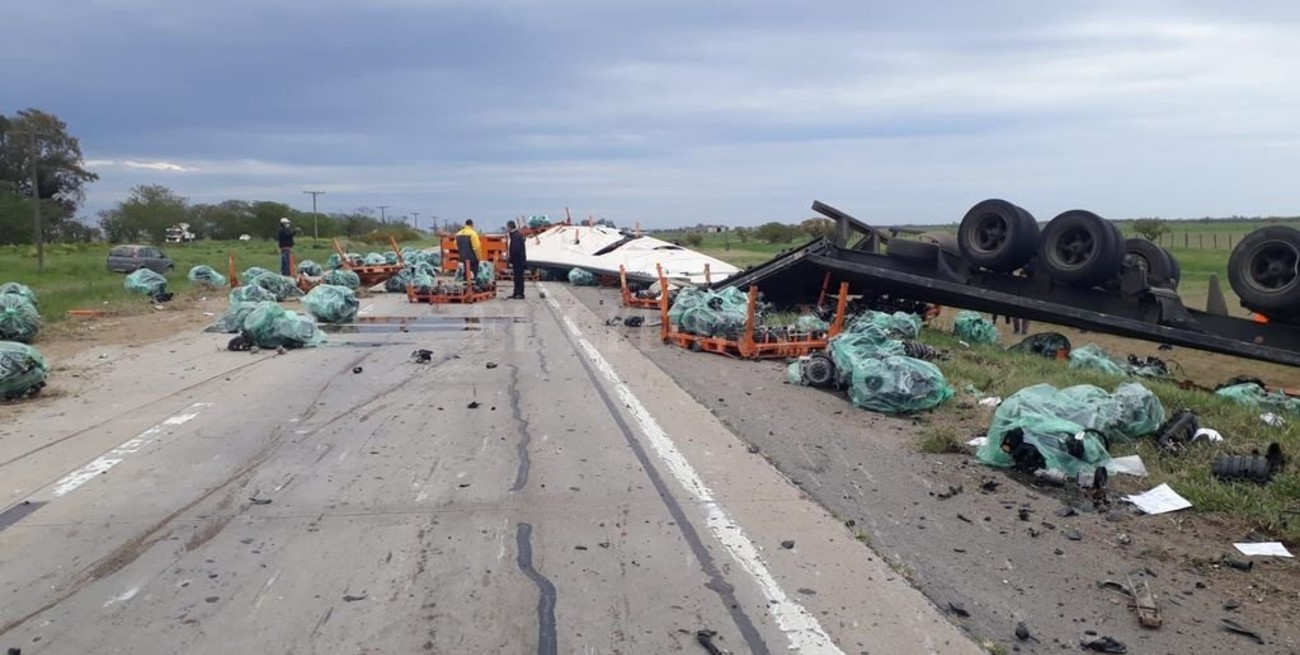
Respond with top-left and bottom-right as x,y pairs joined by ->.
0,283 -> 979,654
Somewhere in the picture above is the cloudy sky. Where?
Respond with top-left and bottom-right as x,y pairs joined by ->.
4,0 -> 1299,227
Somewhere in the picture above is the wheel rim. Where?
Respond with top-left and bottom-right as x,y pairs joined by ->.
970,213 -> 1008,253
1126,252 -> 1151,276
1246,240 -> 1299,293
1051,227 -> 1097,269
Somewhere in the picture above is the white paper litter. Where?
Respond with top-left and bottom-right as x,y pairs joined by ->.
1125,483 -> 1192,515
967,436 -> 989,447
1260,412 -> 1285,427
978,397 -> 1002,407
1106,455 -> 1148,477
1191,427 -> 1223,443
1234,542 -> 1293,557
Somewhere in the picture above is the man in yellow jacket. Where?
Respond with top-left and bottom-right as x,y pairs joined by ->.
455,220 -> 485,280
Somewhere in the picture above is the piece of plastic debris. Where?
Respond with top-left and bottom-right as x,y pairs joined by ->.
1125,483 -> 1191,515
695,630 -> 725,655
966,436 -> 989,447
1220,618 -> 1265,644
978,396 -> 1002,407
1069,344 -> 1127,376
1260,412 -> 1285,427
412,349 -> 433,363
1233,542 -> 1293,557
1192,428 -> 1223,443
1106,455 -> 1148,477
1080,636 -> 1128,653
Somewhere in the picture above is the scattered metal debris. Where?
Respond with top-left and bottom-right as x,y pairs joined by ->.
248,497 -> 272,505
1221,618 -> 1265,644
352,366 -> 363,374
947,601 -> 970,618
695,629 -> 726,655
934,485 -> 962,500
411,349 -> 433,363
1080,635 -> 1128,653
1014,621 -> 1038,642
342,593 -> 368,602
467,401 -> 480,409
780,540 -> 795,550
486,362 -> 499,369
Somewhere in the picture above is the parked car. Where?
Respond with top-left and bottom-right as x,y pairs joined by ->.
106,244 -> 174,274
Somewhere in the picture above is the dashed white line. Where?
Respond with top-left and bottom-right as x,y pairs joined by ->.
540,284 -> 845,655
51,402 -> 213,497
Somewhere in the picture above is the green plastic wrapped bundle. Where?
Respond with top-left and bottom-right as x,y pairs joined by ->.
323,269 -> 361,290
384,252 -> 399,265
325,253 -> 343,270
679,287 -> 749,337
124,269 -> 168,296
1068,344 -> 1126,376
0,341 -> 46,399
528,215 -> 551,229
1103,382 -> 1167,441
0,295 -> 40,342
241,267 -> 273,283
848,355 -> 953,413
1008,332 -> 1071,359
953,311 -> 999,345
410,261 -> 437,277
1216,382 -> 1300,414
827,328 -> 905,385
363,252 -> 386,265
206,301 -> 272,333
384,268 -> 413,293
187,265 -> 228,289
569,268 -> 597,286
229,285 -> 273,303
793,314 -> 829,331
346,252 -> 363,266
428,251 -> 443,267
668,287 -> 705,326
301,284 -> 359,323
297,260 -> 323,276
848,311 -> 920,339
410,272 -> 436,294
252,273 -> 303,301
240,303 -> 324,348
0,282 -> 37,307
475,262 -> 495,289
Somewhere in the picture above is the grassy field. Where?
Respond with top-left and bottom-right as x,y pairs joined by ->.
0,237 -> 438,324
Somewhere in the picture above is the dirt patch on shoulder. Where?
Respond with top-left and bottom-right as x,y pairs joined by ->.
37,297 -> 224,362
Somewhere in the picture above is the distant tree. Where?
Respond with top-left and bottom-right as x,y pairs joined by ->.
755,221 -> 797,244
1132,218 -> 1170,241
683,232 -> 704,247
98,184 -> 189,243
0,108 -> 99,244
734,226 -> 751,243
800,217 -> 835,239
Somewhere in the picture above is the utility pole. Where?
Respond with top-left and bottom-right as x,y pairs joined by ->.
29,131 -> 43,271
431,215 -> 439,234
377,205 -> 390,224
303,190 -> 325,240
411,211 -> 420,231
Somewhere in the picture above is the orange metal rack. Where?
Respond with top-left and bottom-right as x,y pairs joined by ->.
406,267 -> 497,304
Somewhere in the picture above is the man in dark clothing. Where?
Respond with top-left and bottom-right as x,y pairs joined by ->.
277,217 -> 296,275
507,220 -> 527,299
454,219 -> 482,282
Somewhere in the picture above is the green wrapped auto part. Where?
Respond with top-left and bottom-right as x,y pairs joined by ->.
229,284 -> 273,303
410,272 -> 436,294
363,252 -> 387,265
252,273 -> 303,301
847,311 -> 920,339
953,310 -> 999,345
1068,343 -> 1126,376
297,260 -> 323,276
568,268 -> 597,286
206,301 -> 273,333
827,327 -> 905,385
302,284 -> 359,323
187,265 -> 228,289
384,267 -> 413,293
384,252 -> 399,265
1009,332 -> 1071,359
322,269 -> 361,290
793,314 -> 829,331
668,286 -> 705,326
0,282 -> 37,307
241,267 -> 273,282
325,253 -> 343,269
1216,382 -> 1300,414
528,215 -> 551,228
679,287 -> 749,337
475,262 -> 496,289
848,355 -> 953,413
240,303 -> 324,348
0,295 -> 40,342
124,269 -> 168,296
0,341 -> 46,399
976,382 -> 1165,474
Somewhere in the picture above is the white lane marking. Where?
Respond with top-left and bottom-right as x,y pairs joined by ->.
540,284 -> 845,654
52,402 -> 213,498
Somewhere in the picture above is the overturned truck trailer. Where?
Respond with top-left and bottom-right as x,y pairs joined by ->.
715,199 -> 1300,368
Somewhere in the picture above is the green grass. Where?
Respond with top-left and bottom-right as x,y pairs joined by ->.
0,237 -> 439,323
918,329 -> 1300,541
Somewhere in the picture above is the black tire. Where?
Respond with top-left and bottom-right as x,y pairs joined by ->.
1124,238 -> 1178,289
1039,210 -> 1124,287
957,199 -> 1040,272
1228,225 -> 1300,316
887,238 -> 939,263
1168,249 -> 1181,287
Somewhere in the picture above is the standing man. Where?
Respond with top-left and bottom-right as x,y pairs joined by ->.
455,219 -> 484,281
507,220 -> 527,299
277,217 -> 296,276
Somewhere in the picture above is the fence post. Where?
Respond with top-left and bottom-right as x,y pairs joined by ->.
1199,234 -> 1204,248
1214,234 -> 1218,249
1229,234 -> 1235,249
1184,233 -> 1188,248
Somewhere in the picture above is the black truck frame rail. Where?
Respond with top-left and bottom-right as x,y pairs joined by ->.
714,201 -> 1300,369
